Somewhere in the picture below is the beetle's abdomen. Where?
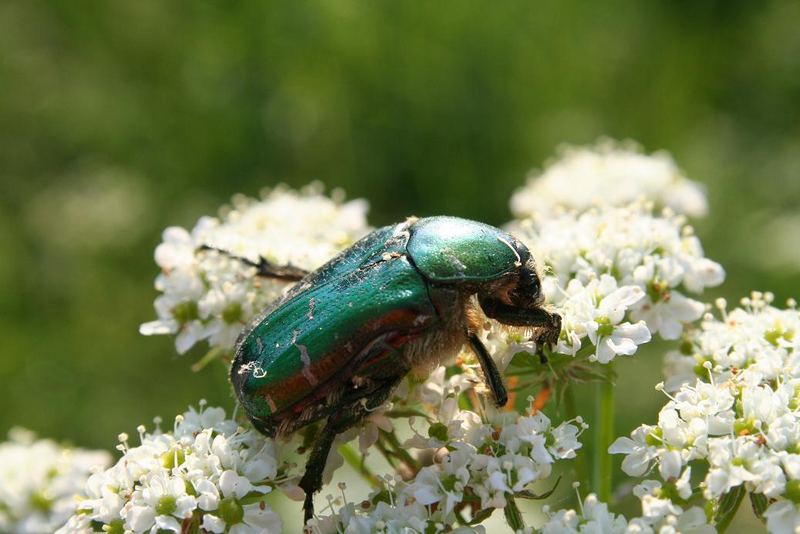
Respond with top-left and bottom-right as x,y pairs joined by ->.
232,255 -> 437,434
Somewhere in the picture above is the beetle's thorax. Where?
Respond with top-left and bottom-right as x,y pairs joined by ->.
403,289 -> 471,375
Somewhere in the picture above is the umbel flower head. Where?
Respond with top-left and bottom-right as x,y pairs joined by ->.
510,139 -> 708,220
139,183 -> 370,355
611,293 -> 800,533
539,486 -> 714,533
0,429 -> 110,534
497,203 -> 723,369
313,407 -> 585,533
59,403 -> 284,534
38,141 -> 765,533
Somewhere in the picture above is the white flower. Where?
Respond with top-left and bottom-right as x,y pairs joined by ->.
584,278 -> 652,362
541,491 -> 713,534
230,503 -> 283,534
764,500 -> 800,534
59,404 -> 282,534
408,449 -> 471,518
141,184 -> 370,355
609,426 -> 661,477
613,294 -> 800,530
124,472 -> 198,531
0,429 -> 110,534
319,409 -> 583,531
630,289 -> 705,341
509,204 -> 723,351
511,139 -> 708,219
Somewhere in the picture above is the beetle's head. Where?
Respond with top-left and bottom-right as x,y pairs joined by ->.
476,253 -> 560,346
477,256 -> 543,310
509,257 -> 544,308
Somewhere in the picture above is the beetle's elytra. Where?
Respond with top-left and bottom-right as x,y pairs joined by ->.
224,216 -> 561,525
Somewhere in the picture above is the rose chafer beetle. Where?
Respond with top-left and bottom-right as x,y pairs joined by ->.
222,216 -> 561,525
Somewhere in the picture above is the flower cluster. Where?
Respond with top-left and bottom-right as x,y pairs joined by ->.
510,139 -> 708,220
507,203 -> 724,363
0,429 -> 110,534
611,293 -> 800,533
139,183 -> 370,354
539,485 -> 713,534
59,404 -> 284,534
3,141 -> 771,533
314,408 -> 584,533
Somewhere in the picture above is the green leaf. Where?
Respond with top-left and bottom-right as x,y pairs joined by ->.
516,476 -> 561,500
749,492 -> 768,524
468,507 -> 495,525
507,350 -> 541,371
503,496 -> 525,531
715,484 -> 746,532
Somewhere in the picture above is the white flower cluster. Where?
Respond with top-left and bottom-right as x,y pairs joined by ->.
314,405 -> 584,533
611,294 -> 800,533
0,429 -> 110,534
510,139 -> 708,220
59,404 -> 284,534
507,204 -> 724,365
539,485 -> 713,534
140,184 -> 370,354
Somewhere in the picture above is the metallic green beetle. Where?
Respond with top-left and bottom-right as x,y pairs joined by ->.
225,216 -> 561,524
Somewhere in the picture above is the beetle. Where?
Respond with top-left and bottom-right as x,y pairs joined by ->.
218,216 -> 561,525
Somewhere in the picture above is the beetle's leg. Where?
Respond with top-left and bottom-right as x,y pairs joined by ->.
300,375 -> 405,526
467,333 -> 508,407
198,245 -> 309,281
479,298 -> 562,345
300,419 -> 337,525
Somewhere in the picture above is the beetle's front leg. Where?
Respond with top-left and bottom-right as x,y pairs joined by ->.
467,333 -> 508,407
479,297 -> 562,346
198,245 -> 310,281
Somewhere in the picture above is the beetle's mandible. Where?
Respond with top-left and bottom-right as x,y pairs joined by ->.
218,216 -> 561,526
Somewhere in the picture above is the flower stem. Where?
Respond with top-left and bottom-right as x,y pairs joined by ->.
339,443 -> 380,487
593,363 -> 615,503
380,430 -> 419,476
564,385 -> 590,491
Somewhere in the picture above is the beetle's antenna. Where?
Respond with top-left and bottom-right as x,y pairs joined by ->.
197,245 -> 310,281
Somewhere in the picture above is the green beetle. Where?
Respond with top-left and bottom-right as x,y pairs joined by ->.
224,216 -> 561,524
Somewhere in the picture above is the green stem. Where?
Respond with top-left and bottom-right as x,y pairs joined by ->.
191,347 -> 225,372
375,440 -> 399,469
381,430 -> 419,474
593,363 -> 615,503
339,443 -> 380,487
564,385 -> 590,491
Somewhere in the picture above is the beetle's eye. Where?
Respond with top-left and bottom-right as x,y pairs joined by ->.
510,266 -> 541,307
529,274 -> 541,298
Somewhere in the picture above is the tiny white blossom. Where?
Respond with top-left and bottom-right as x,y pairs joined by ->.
58,404 -> 282,534
764,500 -> 800,534
319,409 -> 583,531
0,429 -> 110,534
613,295 -> 800,531
511,139 -> 708,219
509,204 -> 723,348
539,491 -> 713,534
140,184 -> 370,355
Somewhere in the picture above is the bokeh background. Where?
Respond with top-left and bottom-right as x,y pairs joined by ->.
1,0 -> 799,529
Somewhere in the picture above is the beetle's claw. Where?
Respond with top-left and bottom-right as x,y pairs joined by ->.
533,311 -> 561,349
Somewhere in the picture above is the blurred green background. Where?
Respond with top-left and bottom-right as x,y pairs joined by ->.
1,0 -> 799,527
